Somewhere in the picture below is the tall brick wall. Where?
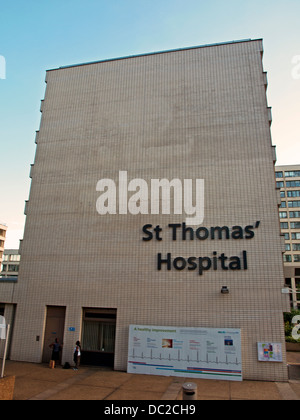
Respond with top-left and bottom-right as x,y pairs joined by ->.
8,40 -> 290,381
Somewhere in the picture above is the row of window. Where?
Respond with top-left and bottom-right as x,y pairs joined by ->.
283,233 -> 300,240
1,254 -> 20,262
280,201 -> 300,208
285,244 -> 300,251
280,211 -> 300,219
276,171 -> 300,178
281,222 -> 300,229
280,191 -> 300,198
1,264 -> 19,272
284,255 -> 300,262
277,181 -> 300,188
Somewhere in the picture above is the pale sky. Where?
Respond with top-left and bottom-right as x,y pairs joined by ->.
0,0 -> 299,248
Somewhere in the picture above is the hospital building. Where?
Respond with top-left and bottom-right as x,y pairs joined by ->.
0,39 -> 290,381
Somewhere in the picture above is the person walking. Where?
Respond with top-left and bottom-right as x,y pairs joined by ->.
73,340 -> 81,371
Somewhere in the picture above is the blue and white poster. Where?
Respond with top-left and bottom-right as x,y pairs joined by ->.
128,325 -> 242,381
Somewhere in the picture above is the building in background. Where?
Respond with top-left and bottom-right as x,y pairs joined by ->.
276,165 -> 300,309
0,249 -> 20,279
0,39 -> 290,381
0,224 -> 7,267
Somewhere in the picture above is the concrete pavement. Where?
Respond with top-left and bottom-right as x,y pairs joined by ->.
2,352 -> 300,400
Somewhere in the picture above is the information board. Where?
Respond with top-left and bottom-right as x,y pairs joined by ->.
128,325 -> 242,381
257,342 -> 283,362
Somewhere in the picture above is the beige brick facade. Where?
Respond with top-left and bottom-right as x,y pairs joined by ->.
1,39 -> 290,381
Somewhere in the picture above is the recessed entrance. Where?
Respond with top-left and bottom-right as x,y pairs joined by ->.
81,308 -> 117,367
42,306 -> 66,364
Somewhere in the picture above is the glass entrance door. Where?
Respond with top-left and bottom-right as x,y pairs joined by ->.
81,308 -> 117,367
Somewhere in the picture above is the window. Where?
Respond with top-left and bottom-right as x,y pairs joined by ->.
288,201 -> 300,208
82,309 -> 116,354
296,279 -> 300,301
287,191 -> 300,197
292,233 -> 300,240
285,278 -> 292,287
286,181 -> 300,188
281,222 -> 289,229
279,212 -> 287,219
82,322 -> 116,353
285,171 -> 300,178
276,171 -> 284,178
284,255 -> 292,262
290,211 -> 300,218
294,255 -> 300,262
285,278 -> 293,303
9,254 -> 20,262
8,264 -> 18,272
283,233 -> 290,240
291,222 -> 300,229
276,181 -> 284,188
280,191 -> 286,198
1,264 -> 7,272
293,244 -> 300,251
280,202 -> 286,208
285,244 -> 291,251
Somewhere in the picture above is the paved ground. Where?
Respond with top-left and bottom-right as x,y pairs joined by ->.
2,352 -> 300,400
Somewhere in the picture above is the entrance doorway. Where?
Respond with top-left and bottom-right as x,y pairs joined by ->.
81,308 -> 117,367
42,306 -> 66,364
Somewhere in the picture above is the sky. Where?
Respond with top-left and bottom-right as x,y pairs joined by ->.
0,0 -> 299,248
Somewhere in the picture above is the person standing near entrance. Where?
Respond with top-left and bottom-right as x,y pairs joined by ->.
49,338 -> 62,367
73,340 -> 81,371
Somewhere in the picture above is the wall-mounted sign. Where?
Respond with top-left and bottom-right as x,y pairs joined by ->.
257,343 -> 283,362
142,221 -> 261,276
68,327 -> 76,332
128,325 -> 242,381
